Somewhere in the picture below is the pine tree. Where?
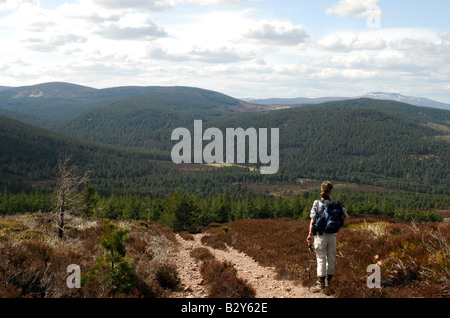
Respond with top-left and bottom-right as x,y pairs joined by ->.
82,219 -> 137,296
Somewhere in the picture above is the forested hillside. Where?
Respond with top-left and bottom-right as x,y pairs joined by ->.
0,83 -> 99,123
208,99 -> 450,194
58,92 -> 260,149
0,116 -> 170,194
0,115 -> 263,197
0,83 -> 266,126
1,86 -> 449,225
1,97 -> 449,196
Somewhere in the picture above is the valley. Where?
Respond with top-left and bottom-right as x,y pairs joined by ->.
0,83 -> 449,219
0,82 -> 449,300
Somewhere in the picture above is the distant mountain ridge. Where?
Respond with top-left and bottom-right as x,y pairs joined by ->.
1,82 -> 97,99
357,92 -> 450,110
1,82 -> 449,115
1,87 -> 449,195
246,92 -> 450,111
0,86 -> 11,92
0,82 -> 268,124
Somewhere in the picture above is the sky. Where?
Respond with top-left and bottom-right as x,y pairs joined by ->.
0,0 -> 449,103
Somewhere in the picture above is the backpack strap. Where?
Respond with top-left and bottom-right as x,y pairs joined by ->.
314,199 -> 328,236
319,198 -> 329,214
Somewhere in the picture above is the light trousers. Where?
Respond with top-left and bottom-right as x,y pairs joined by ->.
314,233 -> 337,277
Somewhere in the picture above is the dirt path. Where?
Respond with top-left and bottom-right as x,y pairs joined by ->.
172,233 -> 329,298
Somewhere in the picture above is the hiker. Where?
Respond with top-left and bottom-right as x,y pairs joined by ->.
306,181 -> 349,293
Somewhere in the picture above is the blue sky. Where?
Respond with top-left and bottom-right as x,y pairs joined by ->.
0,0 -> 449,103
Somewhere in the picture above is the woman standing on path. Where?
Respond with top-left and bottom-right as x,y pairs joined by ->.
306,181 -> 349,293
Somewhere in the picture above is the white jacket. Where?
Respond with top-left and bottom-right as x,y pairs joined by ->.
310,197 -> 347,220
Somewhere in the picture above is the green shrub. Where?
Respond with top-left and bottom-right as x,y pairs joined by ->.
82,219 -> 138,296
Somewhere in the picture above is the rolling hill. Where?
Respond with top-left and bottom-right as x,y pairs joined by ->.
0,115 -> 175,194
0,86 -> 11,92
57,87 -> 269,149
247,92 -> 450,111
1,84 -> 449,301
0,82 -> 449,196
358,92 -> 450,110
1,93 -> 449,196
0,114 -> 262,197
0,82 -> 268,126
0,82 -> 99,124
204,99 -> 450,194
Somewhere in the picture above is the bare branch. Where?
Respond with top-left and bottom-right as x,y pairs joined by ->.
53,153 -> 89,239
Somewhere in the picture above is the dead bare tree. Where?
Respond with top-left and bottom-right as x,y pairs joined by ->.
53,154 -> 89,239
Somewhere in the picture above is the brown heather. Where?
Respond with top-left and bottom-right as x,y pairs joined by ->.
199,259 -> 256,298
1,212 -> 448,298
0,213 -> 178,298
190,245 -> 255,298
202,216 -> 449,298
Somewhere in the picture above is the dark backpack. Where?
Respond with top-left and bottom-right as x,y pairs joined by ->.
314,199 -> 345,234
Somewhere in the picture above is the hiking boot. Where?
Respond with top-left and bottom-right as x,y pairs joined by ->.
311,277 -> 325,293
325,274 -> 333,287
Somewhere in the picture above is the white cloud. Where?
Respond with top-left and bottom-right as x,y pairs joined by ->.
181,0 -> 261,5
439,32 -> 450,43
243,20 -> 308,46
147,45 -> 186,62
87,0 -> 261,11
89,0 -> 176,11
95,19 -> 167,40
148,44 -> 254,64
154,9 -> 256,56
313,33 -> 387,52
188,46 -> 253,63
326,0 -> 381,19
26,34 -> 88,52
0,0 -> 38,11
0,0 -> 448,103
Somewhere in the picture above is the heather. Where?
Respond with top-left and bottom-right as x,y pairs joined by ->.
0,213 -> 179,298
1,211 -> 448,298
201,216 -> 449,298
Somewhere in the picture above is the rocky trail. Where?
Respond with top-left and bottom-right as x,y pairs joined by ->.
172,233 -> 328,299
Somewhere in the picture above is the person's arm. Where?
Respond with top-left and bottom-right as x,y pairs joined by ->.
343,211 -> 349,222
307,218 -> 315,244
307,200 -> 317,243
